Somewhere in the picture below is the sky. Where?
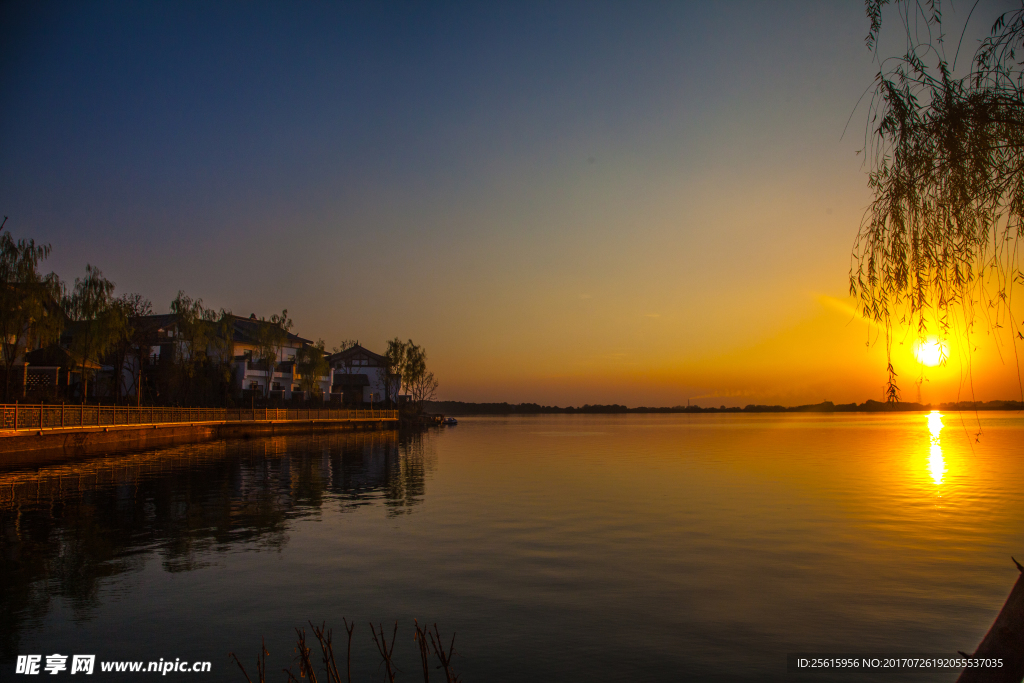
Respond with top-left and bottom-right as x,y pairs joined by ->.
2,0 -> 1021,407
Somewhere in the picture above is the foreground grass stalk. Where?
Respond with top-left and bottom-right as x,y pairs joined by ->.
427,624 -> 460,683
370,621 -> 399,683
309,622 -> 343,683
342,618 -> 355,683
414,620 -> 432,683
235,618 -> 459,682
229,637 -> 269,683
286,627 -> 318,683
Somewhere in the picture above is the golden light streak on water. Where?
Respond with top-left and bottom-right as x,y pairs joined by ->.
928,442 -> 945,486
926,411 -> 945,486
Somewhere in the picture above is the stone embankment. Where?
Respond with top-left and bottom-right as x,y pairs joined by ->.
0,405 -> 398,467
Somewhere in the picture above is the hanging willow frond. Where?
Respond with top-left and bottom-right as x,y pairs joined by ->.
853,2 -> 1024,401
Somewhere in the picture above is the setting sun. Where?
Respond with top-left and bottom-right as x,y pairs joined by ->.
914,338 -> 949,367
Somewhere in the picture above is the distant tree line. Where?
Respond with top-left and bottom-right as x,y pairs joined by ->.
425,399 -> 1024,415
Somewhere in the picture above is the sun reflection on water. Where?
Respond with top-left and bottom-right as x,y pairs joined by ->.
926,411 -> 946,486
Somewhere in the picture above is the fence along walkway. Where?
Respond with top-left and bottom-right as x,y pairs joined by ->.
0,404 -> 398,432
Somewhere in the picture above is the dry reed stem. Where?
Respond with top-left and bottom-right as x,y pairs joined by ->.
309,621 -> 343,683
287,627 -> 318,683
427,624 -> 460,683
229,637 -> 269,683
413,619 -> 431,683
228,653 -> 254,683
342,618 -> 355,683
234,619 -> 458,682
370,621 -> 399,683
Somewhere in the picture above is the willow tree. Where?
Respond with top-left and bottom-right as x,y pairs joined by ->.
379,338 -> 408,405
852,1 -> 1024,401
295,339 -> 329,399
403,341 -> 438,411
0,223 -> 63,401
253,310 -> 292,399
64,265 -> 122,401
169,292 -> 233,405
108,293 -> 153,404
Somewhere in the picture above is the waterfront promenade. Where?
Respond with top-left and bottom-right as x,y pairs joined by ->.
1,404 -> 397,431
0,404 -> 399,462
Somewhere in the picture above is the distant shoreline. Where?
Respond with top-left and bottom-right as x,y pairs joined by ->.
426,399 -> 1024,416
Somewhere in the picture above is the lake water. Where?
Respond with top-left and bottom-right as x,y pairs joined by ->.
2,412 -> 1023,682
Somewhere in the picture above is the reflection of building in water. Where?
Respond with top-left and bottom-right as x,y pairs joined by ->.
327,430 -> 433,514
926,411 -> 945,486
0,430 -> 434,660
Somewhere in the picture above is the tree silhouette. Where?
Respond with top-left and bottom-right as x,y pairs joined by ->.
0,222 -> 63,401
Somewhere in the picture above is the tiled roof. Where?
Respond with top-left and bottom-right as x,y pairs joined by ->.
227,315 -> 313,346
327,344 -> 386,364
134,313 -> 313,346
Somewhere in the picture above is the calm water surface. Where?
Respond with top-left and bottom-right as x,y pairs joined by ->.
2,413 -> 1023,682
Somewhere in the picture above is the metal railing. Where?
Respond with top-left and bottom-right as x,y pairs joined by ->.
0,404 -> 398,431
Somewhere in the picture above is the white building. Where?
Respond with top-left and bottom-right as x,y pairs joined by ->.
112,314 -> 406,404
327,344 -> 398,405
118,313 -> 333,402
226,314 -> 330,400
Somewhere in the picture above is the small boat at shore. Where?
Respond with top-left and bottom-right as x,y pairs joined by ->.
442,417 -> 458,425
